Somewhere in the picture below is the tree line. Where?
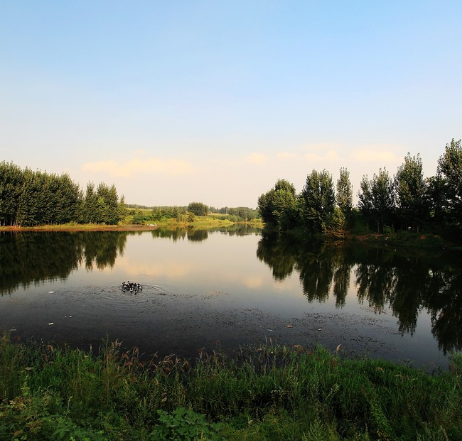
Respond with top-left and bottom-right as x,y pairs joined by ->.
258,138 -> 462,238
0,162 -> 126,227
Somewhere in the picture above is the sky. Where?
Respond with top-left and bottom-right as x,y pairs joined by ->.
1,1 -> 461,208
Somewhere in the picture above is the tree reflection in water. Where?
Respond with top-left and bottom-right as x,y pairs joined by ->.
257,230 -> 462,354
1,229 -> 460,355
150,225 -> 261,242
0,231 -> 128,295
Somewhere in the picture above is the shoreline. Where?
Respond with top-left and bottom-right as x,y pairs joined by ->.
1,223 -> 459,251
0,224 -> 161,232
1,334 -> 461,440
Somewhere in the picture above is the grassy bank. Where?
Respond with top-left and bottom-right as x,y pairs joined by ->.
0,217 -> 263,232
1,334 -> 461,440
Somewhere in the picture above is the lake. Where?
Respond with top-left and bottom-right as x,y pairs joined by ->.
1,227 -> 461,370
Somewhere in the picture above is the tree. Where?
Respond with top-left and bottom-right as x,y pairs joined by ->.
96,183 -> 120,224
0,161 -> 24,226
395,153 -> 428,231
358,168 -> 396,233
118,195 -> 127,222
437,138 -> 462,226
83,183 -> 99,223
16,168 -> 42,226
336,167 -> 353,220
258,179 -> 298,230
227,207 -> 259,222
299,170 -> 335,233
0,161 -> 122,226
187,202 -> 209,216
426,174 -> 446,223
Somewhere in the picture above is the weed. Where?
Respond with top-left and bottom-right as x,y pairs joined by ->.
1,333 -> 461,440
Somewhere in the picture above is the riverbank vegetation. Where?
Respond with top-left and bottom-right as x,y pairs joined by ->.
0,162 -> 126,227
258,138 -> 462,243
127,204 -> 260,226
1,333 -> 461,440
0,161 -> 260,229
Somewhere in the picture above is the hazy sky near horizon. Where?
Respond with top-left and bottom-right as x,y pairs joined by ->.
1,1 -> 461,208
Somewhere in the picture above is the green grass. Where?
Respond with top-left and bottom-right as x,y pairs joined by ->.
1,333 -> 461,440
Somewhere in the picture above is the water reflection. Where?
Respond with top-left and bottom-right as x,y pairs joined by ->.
257,231 -> 462,354
0,226 -> 260,294
0,231 -> 128,294
2,228 -> 461,357
150,225 -> 261,241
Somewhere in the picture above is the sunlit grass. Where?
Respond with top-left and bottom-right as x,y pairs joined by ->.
0,216 -> 263,231
1,333 -> 461,440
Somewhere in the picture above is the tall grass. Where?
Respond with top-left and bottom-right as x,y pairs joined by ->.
1,333 -> 461,440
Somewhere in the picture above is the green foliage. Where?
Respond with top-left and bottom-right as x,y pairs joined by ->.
395,153 -> 428,231
225,207 -> 259,222
151,206 -> 187,222
132,211 -> 146,224
150,407 -> 224,440
258,179 -> 299,230
188,202 -> 209,217
254,139 -> 462,240
438,138 -> 462,228
336,167 -> 353,221
358,168 -> 396,233
426,174 -> 446,224
324,207 -> 347,238
1,334 -> 462,441
300,170 -> 335,233
0,161 -> 124,227
0,161 -> 24,226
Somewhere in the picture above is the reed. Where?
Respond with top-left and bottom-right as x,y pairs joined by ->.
1,333 -> 461,440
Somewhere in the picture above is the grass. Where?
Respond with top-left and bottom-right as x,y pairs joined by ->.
1,333 -> 461,440
0,216 -> 263,232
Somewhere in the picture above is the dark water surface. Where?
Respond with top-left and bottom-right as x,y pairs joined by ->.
1,228 -> 461,370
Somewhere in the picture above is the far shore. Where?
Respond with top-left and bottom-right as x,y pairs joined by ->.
0,224 -> 161,232
1,222 -> 458,250
0,218 -> 262,233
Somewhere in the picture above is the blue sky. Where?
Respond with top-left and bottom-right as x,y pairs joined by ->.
1,1 -> 461,207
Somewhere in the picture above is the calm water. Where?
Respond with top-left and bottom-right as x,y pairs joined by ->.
1,228 -> 461,370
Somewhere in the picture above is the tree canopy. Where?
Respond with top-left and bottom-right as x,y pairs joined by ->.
0,161 -> 126,227
256,138 -> 462,241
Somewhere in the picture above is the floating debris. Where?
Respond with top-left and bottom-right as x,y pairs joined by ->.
48,291 -> 54,294
48,323 -> 54,326
286,325 -> 293,328
317,328 -> 322,331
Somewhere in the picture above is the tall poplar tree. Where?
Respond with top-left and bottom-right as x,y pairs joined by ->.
300,169 -> 335,233
336,167 -> 353,219
0,161 -> 23,226
358,168 -> 396,233
395,153 -> 428,232
437,138 -> 462,227
83,183 -> 99,223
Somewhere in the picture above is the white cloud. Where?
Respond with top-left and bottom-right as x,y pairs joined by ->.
352,149 -> 399,163
81,157 -> 195,178
276,151 -> 298,159
304,150 -> 342,162
245,152 -> 268,165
